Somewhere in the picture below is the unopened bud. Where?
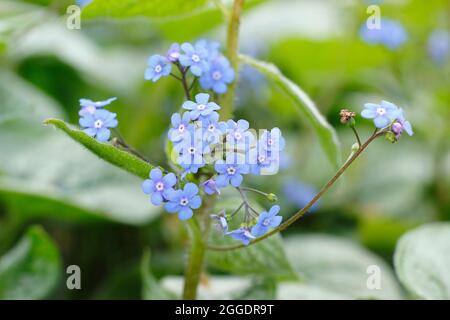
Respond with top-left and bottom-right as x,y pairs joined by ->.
384,131 -> 397,143
351,143 -> 359,152
266,193 -> 278,202
339,109 -> 356,125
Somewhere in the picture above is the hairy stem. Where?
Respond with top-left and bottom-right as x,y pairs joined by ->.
208,130 -> 385,251
220,0 -> 245,119
182,196 -> 216,299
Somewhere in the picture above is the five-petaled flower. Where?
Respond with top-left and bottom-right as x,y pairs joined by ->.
251,205 -> 282,237
165,183 -> 202,220
361,100 -> 399,128
79,109 -> 118,142
214,160 -> 249,188
145,54 -> 171,82
227,227 -> 255,246
182,93 -> 220,120
79,97 -> 117,116
179,43 -> 209,77
142,168 -> 177,206
199,56 -> 235,94
199,111 -> 226,144
168,112 -> 193,147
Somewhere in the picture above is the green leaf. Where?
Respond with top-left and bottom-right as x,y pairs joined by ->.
207,197 -> 296,280
283,234 -> 403,299
82,0 -> 209,20
141,250 -> 176,300
0,226 -> 61,299
394,223 -> 450,300
239,54 -> 341,168
44,118 -> 153,180
0,71 -> 160,225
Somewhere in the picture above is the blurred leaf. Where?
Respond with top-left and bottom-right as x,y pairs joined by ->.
208,233 -> 297,281
0,71 -> 160,225
394,223 -> 450,300
161,275 -> 275,300
83,0 -> 209,20
141,249 -> 176,300
239,54 -> 341,168
284,234 -> 403,299
44,119 -> 153,180
207,196 -> 296,280
277,283 -> 351,300
0,225 -> 61,299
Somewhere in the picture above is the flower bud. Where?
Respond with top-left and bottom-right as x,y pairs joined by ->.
384,131 -> 397,143
266,193 -> 278,202
339,109 -> 356,125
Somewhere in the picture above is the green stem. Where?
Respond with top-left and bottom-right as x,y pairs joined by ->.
208,130 -> 385,251
220,0 -> 245,119
182,196 -> 216,299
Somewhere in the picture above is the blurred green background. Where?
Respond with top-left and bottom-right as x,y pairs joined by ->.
0,0 -> 449,299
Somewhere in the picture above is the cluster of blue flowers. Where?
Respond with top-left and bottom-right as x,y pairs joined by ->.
361,100 -> 413,140
141,92 -> 285,244
145,40 -> 235,94
78,97 -> 118,142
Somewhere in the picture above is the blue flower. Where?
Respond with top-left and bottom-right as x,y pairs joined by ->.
360,18 -> 407,50
227,227 -> 255,246
145,55 -> 171,82
392,108 -> 413,138
214,160 -> 249,188
198,111 -> 226,144
168,112 -> 193,145
165,183 -> 202,220
179,42 -> 209,77
225,119 -> 255,146
283,180 -> 319,211
202,178 -> 221,195
79,97 -> 117,116
428,30 -> 450,64
142,168 -> 177,205
79,109 -> 118,142
196,39 -> 220,60
166,43 -> 181,63
259,128 -> 285,153
250,149 -> 279,175
361,100 -> 399,128
251,205 -> 282,237
210,211 -> 228,233
199,56 -> 235,94
182,93 -> 220,120
76,0 -> 92,7
177,132 -> 209,174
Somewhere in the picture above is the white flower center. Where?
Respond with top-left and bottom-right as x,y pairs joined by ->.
178,124 -> 185,132
208,124 -> 215,132
262,218 -> 271,226
258,155 -> 266,163
170,52 -> 179,60
188,147 -> 196,154
155,182 -> 164,191
267,138 -> 274,145
192,54 -> 200,63
234,132 -> 242,140
155,64 -> 162,73
212,71 -> 222,80
197,104 -> 206,110
180,197 -> 189,206
376,107 -> 386,116
86,106 -> 96,114
227,167 -> 236,175
94,119 -> 103,129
